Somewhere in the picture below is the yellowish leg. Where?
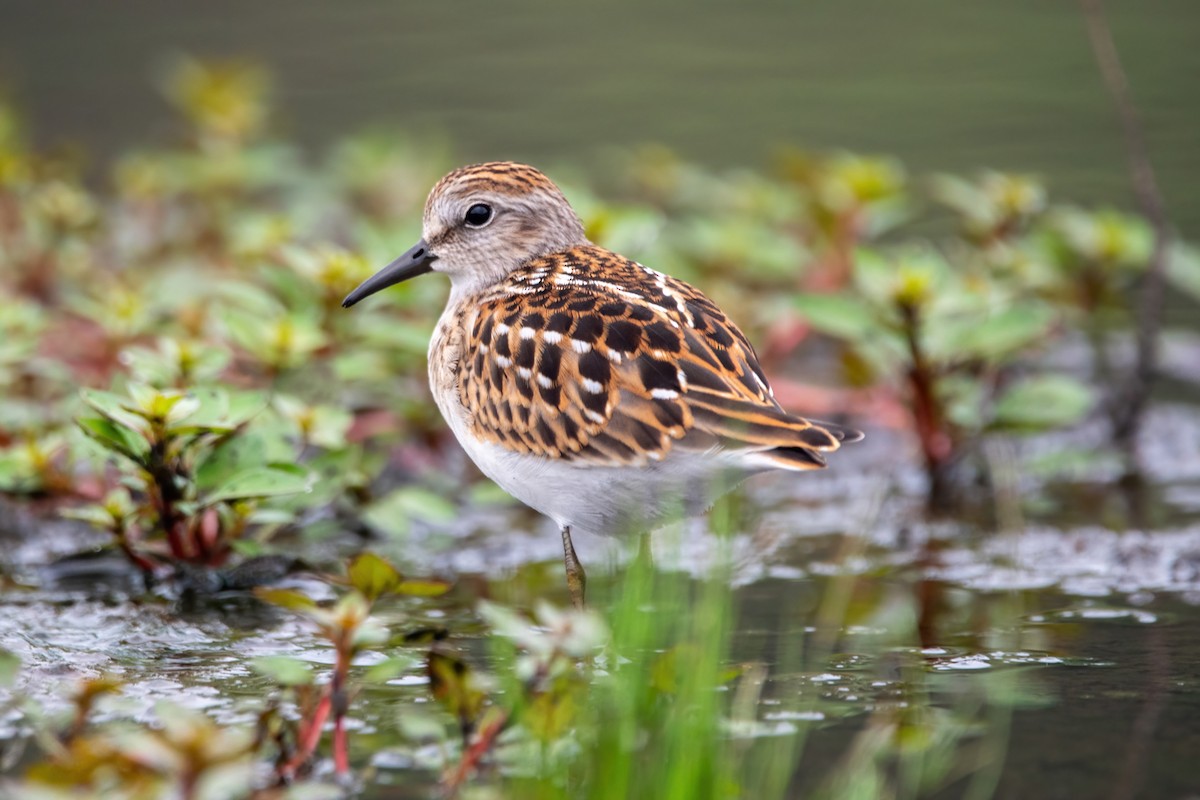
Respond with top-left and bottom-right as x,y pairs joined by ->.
561,525 -> 586,609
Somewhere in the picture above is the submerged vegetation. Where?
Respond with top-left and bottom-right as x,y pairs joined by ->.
0,54 -> 1198,798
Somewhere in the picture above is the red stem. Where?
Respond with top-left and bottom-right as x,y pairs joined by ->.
331,648 -> 351,775
443,710 -> 510,793
280,689 -> 331,778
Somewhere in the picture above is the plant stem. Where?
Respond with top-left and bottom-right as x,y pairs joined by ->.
1078,0 -> 1172,460
443,710 -> 510,794
331,648 -> 351,775
898,303 -> 952,510
282,688 -> 331,778
146,434 -> 190,560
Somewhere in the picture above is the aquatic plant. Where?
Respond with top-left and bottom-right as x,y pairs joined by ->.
254,552 -> 450,780
70,381 -> 312,569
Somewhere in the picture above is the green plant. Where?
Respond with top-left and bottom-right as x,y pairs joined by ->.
71,382 -> 311,567
795,241 -> 1092,507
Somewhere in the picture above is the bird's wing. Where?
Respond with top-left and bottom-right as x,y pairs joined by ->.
457,245 -> 860,468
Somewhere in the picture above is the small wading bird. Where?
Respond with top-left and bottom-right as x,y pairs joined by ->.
343,162 -> 861,607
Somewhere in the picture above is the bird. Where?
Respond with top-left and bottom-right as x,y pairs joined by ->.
342,161 -> 861,608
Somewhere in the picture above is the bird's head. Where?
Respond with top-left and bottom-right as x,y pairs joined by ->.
342,161 -> 588,307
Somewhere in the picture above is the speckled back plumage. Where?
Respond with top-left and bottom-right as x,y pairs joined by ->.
454,242 -> 858,469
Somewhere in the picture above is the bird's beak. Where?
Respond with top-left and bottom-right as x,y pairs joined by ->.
341,239 -> 437,308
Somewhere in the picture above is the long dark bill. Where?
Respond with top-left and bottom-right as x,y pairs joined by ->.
341,239 -> 436,308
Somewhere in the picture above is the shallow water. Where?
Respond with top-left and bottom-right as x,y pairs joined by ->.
3,403 -> 1200,795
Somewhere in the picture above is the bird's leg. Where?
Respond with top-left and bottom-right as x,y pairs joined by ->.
561,525 -> 586,609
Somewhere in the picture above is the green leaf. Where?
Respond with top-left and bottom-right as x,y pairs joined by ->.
172,388 -> 269,434
76,416 -> 148,464
992,375 -> 1094,430
363,655 -> 419,683
347,552 -> 401,602
792,293 -> 878,341
194,433 -> 271,493
395,579 -> 453,597
203,465 -> 311,504
952,305 -> 1055,361
253,587 -> 318,612
60,504 -> 118,528
250,656 -> 314,686
224,390 -> 272,427
362,486 -> 458,538
80,388 -> 149,434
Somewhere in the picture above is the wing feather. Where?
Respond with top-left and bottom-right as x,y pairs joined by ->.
456,245 -> 861,468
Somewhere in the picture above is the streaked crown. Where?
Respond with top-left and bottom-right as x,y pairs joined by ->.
422,162 -> 589,294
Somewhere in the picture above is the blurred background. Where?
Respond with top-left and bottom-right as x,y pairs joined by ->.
2,0 -> 1197,233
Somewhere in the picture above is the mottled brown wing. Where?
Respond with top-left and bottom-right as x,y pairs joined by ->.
456,245 -> 857,468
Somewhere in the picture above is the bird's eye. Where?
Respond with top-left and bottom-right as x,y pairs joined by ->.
463,203 -> 493,227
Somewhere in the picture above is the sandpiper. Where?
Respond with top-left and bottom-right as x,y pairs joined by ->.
343,162 -> 861,607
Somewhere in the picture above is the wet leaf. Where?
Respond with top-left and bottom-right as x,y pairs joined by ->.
347,552 -> 401,602
251,655 -> 314,686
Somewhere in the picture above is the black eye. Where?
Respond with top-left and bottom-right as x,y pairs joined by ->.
464,203 -> 493,227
